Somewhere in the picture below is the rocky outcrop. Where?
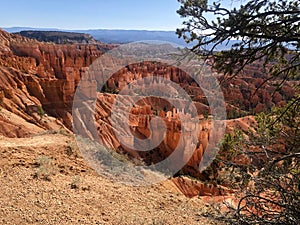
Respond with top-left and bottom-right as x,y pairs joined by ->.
171,177 -> 233,198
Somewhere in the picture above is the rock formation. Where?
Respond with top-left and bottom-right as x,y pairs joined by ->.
0,29 -> 115,134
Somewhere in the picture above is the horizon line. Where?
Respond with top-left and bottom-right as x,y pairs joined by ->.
2,26 -> 179,32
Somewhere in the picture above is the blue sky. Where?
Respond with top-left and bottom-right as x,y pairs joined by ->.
1,0 -> 184,31
1,0 -> 238,31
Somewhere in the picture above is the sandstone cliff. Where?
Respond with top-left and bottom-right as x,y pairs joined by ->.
0,29 -> 115,134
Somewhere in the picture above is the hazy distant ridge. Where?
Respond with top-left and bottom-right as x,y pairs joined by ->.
15,30 -> 98,44
4,27 -> 239,50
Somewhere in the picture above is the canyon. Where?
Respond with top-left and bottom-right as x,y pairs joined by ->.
0,28 -> 297,196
